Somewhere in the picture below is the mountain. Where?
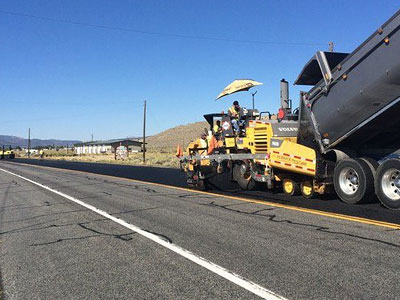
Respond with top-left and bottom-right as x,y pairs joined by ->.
146,121 -> 208,149
0,135 -> 81,148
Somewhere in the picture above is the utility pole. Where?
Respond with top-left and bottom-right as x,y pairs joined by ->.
91,134 -> 93,142
143,100 -> 147,164
329,41 -> 334,52
28,128 -> 31,158
126,136 -> 129,158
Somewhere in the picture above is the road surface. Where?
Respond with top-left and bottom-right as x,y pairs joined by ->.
10,158 -> 400,224
1,161 -> 400,299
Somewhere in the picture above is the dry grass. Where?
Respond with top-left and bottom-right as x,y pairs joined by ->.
16,148 -> 180,168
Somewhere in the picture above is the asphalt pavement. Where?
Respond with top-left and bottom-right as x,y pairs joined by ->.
9,158 -> 400,225
1,161 -> 400,299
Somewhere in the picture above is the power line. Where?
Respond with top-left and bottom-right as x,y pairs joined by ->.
8,100 -> 144,107
0,10 -> 327,46
1,114 -> 87,124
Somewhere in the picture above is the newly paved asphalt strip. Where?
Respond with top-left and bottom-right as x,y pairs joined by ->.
12,158 -> 187,186
1,161 -> 400,299
9,158 -> 400,225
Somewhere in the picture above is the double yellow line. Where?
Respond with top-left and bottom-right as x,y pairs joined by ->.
6,161 -> 400,230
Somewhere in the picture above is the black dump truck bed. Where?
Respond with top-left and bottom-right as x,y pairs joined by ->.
295,9 -> 400,159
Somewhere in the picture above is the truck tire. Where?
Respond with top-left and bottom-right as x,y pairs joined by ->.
359,157 -> 379,203
333,158 -> 375,204
375,159 -> 400,210
233,163 -> 255,190
282,178 -> 300,196
360,157 -> 379,179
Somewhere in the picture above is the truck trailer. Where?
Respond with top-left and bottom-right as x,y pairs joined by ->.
179,9 -> 400,209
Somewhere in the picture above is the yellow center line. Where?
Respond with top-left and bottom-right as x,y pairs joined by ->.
5,161 -> 400,230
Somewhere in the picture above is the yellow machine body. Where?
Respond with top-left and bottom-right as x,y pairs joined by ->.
268,140 -> 316,177
245,120 -> 316,177
184,119 -> 316,178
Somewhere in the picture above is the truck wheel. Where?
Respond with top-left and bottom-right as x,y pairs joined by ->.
359,157 -> 379,203
300,181 -> 316,199
233,164 -> 255,190
333,158 -> 375,204
375,159 -> 400,209
282,178 -> 300,196
360,157 -> 379,179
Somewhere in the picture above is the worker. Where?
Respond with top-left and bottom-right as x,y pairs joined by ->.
39,149 -> 44,160
228,100 -> 242,133
213,120 -> 222,139
199,133 -> 208,155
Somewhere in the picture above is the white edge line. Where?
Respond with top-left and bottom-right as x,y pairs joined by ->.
0,167 -> 287,300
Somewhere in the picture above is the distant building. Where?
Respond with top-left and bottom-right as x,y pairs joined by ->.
74,139 -> 144,156
22,148 -> 39,155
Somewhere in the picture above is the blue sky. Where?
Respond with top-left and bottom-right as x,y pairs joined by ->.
1,1 -> 399,141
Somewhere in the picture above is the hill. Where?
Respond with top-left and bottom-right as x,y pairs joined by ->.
0,135 -> 81,148
146,121 -> 208,149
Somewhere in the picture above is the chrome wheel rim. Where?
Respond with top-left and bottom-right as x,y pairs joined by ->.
338,167 -> 359,195
381,168 -> 400,201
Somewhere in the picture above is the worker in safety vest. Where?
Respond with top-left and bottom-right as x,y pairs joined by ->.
213,120 -> 222,139
228,101 -> 242,133
198,133 -> 208,155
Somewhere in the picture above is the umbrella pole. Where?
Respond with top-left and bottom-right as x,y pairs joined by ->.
251,91 -> 257,109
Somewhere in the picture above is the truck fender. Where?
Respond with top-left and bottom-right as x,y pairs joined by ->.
326,149 -> 350,162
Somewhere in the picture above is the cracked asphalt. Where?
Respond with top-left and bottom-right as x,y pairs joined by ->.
1,161 -> 400,299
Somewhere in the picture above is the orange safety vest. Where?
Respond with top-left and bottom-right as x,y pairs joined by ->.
207,136 -> 219,154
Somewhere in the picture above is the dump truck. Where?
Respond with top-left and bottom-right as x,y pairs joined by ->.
179,9 -> 400,209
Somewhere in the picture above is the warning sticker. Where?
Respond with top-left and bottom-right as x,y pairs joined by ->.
274,154 -> 307,166
222,121 -> 230,130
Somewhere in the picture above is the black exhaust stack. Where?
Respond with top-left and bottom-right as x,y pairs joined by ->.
280,78 -> 292,114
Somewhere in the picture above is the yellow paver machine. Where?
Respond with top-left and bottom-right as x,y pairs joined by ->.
179,9 -> 400,209
179,79 -> 318,198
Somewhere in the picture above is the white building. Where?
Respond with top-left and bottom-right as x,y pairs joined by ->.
74,139 -> 144,156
